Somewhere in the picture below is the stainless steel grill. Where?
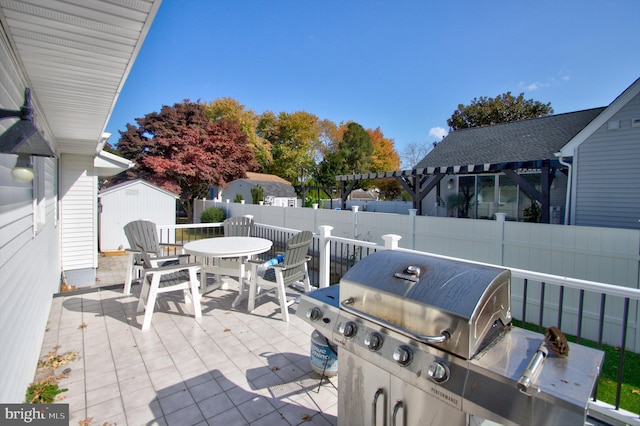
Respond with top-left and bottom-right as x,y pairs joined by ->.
297,250 -> 605,426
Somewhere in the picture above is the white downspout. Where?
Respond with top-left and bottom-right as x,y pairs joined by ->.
557,155 -> 572,225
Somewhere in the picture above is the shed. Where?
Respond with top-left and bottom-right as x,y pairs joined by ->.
98,179 -> 178,252
219,172 -> 299,207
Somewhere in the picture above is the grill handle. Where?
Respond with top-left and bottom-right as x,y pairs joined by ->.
341,300 -> 451,344
372,388 -> 385,426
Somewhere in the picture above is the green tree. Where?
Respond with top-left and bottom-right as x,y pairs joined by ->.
339,122 -> 373,175
257,110 -> 321,183
447,92 -> 553,130
113,100 -> 259,220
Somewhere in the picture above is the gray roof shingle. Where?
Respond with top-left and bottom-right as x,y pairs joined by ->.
415,107 -> 605,170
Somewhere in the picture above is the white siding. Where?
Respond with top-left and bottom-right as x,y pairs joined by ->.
60,154 -> 97,275
574,94 -> 640,229
98,180 -> 177,251
0,31 -> 60,403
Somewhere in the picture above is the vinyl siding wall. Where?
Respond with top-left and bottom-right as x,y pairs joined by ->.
60,154 -> 98,284
0,30 -> 60,402
573,94 -> 640,229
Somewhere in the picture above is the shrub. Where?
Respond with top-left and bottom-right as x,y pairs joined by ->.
200,207 -> 225,223
251,185 -> 264,204
234,193 -> 244,203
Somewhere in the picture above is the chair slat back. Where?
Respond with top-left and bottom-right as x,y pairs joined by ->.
281,231 -> 313,283
124,220 -> 162,257
224,216 -> 254,237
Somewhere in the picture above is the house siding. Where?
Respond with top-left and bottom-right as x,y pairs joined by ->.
574,94 -> 640,230
60,154 -> 98,285
0,30 -> 60,402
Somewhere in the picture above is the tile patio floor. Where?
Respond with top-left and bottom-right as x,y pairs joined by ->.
38,254 -> 338,425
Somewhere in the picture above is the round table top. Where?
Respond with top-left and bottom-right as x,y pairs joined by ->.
183,237 -> 272,258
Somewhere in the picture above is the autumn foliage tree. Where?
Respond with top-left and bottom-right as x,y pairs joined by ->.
447,92 -> 553,130
257,111 -> 321,183
113,100 -> 259,220
367,127 -> 402,199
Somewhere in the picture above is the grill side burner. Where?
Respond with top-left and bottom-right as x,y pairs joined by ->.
297,250 -> 604,426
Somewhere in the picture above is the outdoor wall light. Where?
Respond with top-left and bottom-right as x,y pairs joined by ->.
0,88 -> 56,182
447,178 -> 454,190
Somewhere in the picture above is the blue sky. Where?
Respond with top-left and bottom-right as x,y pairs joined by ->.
105,0 -> 640,167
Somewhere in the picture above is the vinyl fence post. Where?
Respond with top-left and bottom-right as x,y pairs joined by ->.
495,212 -> 506,265
382,234 -> 402,250
318,225 -> 333,288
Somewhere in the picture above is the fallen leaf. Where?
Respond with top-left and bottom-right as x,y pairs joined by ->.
300,413 -> 312,422
271,366 -> 280,371
79,417 -> 93,426
224,328 -> 231,333
78,323 -> 87,330
632,389 -> 640,395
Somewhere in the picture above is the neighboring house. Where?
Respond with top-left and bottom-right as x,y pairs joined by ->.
414,76 -> 640,229
350,188 -> 379,201
558,77 -> 640,230
0,1 -> 160,402
98,179 -> 178,255
415,107 -> 605,223
217,172 -> 299,207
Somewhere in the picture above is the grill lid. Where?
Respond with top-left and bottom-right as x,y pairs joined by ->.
339,250 -> 511,359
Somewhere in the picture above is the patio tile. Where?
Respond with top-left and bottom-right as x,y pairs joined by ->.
235,394 -> 276,423
36,255 -> 338,425
164,403 -> 206,426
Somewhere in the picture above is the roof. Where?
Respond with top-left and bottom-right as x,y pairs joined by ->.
98,179 -> 178,199
231,173 -> 296,198
94,150 -> 134,177
415,107 -> 605,172
244,172 -> 291,184
0,0 -> 161,155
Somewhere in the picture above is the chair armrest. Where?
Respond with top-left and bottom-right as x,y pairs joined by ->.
272,256 -> 311,271
159,243 -> 183,248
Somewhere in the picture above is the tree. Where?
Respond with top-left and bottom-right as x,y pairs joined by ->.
204,98 -> 272,169
339,122 -> 373,175
256,111 -> 321,183
368,127 -> 400,172
447,92 -> 553,130
401,141 -> 432,169
367,127 -> 402,199
113,100 -> 259,220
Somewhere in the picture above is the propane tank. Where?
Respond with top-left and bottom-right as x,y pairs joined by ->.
310,329 -> 338,377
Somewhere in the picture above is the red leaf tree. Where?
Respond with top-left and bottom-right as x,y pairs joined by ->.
113,100 -> 259,220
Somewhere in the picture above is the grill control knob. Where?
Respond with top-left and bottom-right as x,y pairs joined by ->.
393,345 -> 413,366
428,361 -> 450,383
340,321 -> 358,338
306,307 -> 322,322
364,332 -> 383,351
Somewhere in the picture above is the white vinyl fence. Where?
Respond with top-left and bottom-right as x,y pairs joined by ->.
194,199 -> 640,354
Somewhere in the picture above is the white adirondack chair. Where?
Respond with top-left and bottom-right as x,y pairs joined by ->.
247,230 -> 313,322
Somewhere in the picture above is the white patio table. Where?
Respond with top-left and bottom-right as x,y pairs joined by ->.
183,237 -> 272,308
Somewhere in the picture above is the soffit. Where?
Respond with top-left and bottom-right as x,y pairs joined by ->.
0,0 -> 160,155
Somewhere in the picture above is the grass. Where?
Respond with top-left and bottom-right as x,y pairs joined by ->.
513,320 -> 640,414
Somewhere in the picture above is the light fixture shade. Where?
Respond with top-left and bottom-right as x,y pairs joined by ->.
0,120 -> 56,157
0,87 -> 56,158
